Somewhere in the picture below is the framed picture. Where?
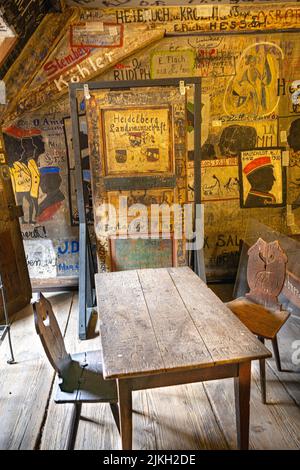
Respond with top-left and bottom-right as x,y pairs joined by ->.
101,106 -> 173,177
110,235 -> 177,271
239,147 -> 286,208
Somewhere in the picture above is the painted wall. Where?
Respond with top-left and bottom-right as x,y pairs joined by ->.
98,29 -> 300,279
2,3 -> 300,282
2,112 -> 81,281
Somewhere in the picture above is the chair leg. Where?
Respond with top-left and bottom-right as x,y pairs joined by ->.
258,337 -> 267,404
259,358 -> 267,404
110,402 -> 120,433
272,336 -> 282,372
67,403 -> 82,450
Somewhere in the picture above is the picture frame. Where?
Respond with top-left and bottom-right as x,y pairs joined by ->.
238,147 -> 287,209
101,105 -> 174,178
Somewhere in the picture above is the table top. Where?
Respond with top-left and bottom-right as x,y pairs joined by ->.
95,267 -> 271,380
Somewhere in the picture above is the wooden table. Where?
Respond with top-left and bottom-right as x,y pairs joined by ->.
95,267 -> 271,450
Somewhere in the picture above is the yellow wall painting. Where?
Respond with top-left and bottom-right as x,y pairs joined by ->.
223,42 -> 283,119
187,158 -> 239,202
201,159 -> 239,202
102,107 -> 172,176
239,148 -> 285,208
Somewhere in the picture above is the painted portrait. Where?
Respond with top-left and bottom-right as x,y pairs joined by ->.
3,125 -> 65,224
239,148 -> 286,208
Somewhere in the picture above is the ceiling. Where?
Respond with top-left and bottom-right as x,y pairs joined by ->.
0,0 -> 62,78
0,12 -> 16,69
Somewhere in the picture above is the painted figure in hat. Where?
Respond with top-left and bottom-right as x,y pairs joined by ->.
21,130 -> 45,222
3,126 -> 43,224
37,166 -> 64,223
243,156 -> 276,207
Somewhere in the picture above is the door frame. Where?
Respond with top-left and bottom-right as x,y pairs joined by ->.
69,77 -> 203,339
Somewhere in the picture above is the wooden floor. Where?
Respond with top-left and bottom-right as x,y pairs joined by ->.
0,288 -> 299,450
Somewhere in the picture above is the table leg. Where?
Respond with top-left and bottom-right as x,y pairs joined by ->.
117,379 -> 133,450
258,337 -> 266,404
234,361 -> 251,450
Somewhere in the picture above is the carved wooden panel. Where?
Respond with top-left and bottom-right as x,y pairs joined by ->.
86,86 -> 188,271
246,237 -> 287,310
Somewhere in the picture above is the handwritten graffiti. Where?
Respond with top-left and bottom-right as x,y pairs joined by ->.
24,238 -> 80,279
58,240 -> 79,255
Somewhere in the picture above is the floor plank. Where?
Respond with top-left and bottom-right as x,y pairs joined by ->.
0,293 -> 74,450
266,316 -> 300,406
1,290 -> 299,450
203,358 -> 300,450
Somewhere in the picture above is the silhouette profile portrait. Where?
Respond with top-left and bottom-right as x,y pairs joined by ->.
3,126 -> 44,224
37,167 -> 64,222
243,156 -> 276,207
287,118 -> 300,152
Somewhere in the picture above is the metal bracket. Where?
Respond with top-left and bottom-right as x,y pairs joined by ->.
83,84 -> 91,101
179,80 -> 186,96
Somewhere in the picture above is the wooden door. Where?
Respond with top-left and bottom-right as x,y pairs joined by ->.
86,85 -> 188,272
0,131 -> 32,320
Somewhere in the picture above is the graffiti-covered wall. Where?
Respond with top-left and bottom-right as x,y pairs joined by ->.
98,27 -> 300,280
2,3 -> 300,282
2,112 -> 81,282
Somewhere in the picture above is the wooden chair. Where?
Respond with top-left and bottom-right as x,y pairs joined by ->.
33,293 -> 119,449
227,238 -> 290,404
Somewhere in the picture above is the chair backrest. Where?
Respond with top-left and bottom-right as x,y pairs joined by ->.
33,293 -> 71,375
246,237 -> 287,310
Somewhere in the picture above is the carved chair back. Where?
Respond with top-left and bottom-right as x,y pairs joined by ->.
246,238 -> 288,310
33,293 -> 71,375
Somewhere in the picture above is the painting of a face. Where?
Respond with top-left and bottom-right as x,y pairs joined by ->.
247,166 -> 276,193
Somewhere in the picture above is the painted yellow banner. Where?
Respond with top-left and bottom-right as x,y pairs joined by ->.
150,50 -> 195,79
102,107 -> 172,176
